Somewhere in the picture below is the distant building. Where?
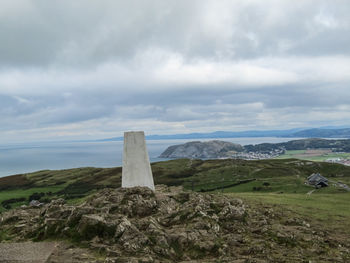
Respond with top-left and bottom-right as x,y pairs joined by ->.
343,160 -> 350,166
307,173 -> 328,188
325,158 -> 342,163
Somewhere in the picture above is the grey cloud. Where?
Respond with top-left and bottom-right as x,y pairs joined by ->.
0,0 -> 197,67
1,0 -> 350,68
0,0 -> 350,142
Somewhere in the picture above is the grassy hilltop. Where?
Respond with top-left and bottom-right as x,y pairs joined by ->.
1,158 -> 350,229
0,158 -> 350,206
1,158 -> 350,197
1,158 -> 350,261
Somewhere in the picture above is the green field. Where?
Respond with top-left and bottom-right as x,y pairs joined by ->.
228,191 -> 350,234
277,150 -> 350,162
1,158 -> 349,237
0,186 -> 65,212
276,150 -> 306,159
1,158 -> 350,207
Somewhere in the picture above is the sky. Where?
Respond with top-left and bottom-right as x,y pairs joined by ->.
1,0 -> 350,143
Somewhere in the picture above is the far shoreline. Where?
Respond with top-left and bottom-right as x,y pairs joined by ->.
1,137 -> 349,178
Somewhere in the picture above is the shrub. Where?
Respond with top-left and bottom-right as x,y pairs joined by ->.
29,192 -> 45,201
1,197 -> 26,208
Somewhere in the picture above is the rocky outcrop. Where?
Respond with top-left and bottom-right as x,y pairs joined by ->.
160,140 -> 244,158
1,186 -> 349,262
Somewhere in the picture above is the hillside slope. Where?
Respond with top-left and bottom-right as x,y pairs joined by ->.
1,158 -> 350,212
1,186 -> 349,262
1,159 -> 350,261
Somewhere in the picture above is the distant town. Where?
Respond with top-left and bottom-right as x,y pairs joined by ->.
325,156 -> 350,166
228,148 -> 284,160
160,138 -> 350,165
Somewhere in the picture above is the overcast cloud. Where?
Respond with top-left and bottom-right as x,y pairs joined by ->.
0,0 -> 350,142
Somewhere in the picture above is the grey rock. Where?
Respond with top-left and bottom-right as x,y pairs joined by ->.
29,200 -> 43,207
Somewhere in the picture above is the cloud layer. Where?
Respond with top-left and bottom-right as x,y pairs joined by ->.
1,0 -> 350,142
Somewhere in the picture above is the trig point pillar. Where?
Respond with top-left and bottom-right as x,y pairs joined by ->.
122,131 -> 155,191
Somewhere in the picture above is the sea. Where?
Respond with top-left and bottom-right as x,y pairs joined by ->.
0,137 -> 302,178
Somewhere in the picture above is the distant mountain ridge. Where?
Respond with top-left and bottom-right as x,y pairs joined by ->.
290,128 -> 350,138
100,127 -> 350,141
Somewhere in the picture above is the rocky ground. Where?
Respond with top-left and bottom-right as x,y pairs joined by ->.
0,185 -> 349,262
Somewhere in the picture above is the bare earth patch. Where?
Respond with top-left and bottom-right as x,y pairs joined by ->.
0,241 -> 58,262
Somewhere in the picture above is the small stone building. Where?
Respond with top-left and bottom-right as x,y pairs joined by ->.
307,173 -> 329,188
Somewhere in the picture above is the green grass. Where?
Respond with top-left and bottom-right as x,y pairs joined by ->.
1,158 -> 350,215
218,176 -> 310,194
227,191 -> 350,233
276,150 -> 306,159
2,158 -> 350,195
1,158 -> 349,244
0,186 -> 64,201
25,167 -> 122,187
0,185 -> 65,212
0,230 -> 11,242
277,150 -> 350,162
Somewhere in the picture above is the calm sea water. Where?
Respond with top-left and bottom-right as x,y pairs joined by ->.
0,137 -> 301,178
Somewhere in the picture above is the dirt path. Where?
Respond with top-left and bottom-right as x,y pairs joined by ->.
0,241 -> 58,262
0,242 -> 102,263
307,189 -> 316,196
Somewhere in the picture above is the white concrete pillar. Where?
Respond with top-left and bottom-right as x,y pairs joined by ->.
122,131 -> 155,191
